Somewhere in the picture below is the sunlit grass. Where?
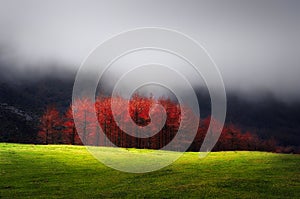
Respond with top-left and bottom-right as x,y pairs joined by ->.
0,143 -> 299,198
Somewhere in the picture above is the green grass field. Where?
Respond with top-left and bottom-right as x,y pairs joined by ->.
0,143 -> 299,198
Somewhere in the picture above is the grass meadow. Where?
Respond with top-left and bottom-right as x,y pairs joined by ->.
0,143 -> 299,198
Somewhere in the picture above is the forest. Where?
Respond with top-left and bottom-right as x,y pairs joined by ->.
37,94 -> 291,153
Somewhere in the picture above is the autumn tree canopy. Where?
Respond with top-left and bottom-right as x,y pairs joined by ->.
38,94 -> 279,152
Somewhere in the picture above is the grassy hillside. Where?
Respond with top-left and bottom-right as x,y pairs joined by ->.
0,143 -> 299,198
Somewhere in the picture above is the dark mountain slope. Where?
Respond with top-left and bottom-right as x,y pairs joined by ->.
0,73 -> 299,147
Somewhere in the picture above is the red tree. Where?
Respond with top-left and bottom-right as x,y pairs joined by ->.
38,105 -> 62,144
62,105 -> 82,145
39,94 -> 279,152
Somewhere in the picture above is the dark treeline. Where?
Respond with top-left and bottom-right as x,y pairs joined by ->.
1,75 -> 300,149
37,94 -> 296,153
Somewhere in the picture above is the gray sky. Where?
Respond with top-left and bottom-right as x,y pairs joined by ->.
0,0 -> 299,101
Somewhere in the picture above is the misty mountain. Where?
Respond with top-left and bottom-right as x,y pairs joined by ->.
0,68 -> 75,113
0,103 -> 37,143
225,93 -> 300,146
0,70 -> 299,147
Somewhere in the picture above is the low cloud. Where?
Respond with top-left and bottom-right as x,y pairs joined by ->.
0,0 -> 299,102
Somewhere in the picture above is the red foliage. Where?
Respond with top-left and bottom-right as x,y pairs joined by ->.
189,117 -> 277,152
62,105 -> 82,145
38,94 -> 279,152
38,105 -> 63,144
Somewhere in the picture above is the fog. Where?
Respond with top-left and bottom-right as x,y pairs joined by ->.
0,0 -> 300,102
